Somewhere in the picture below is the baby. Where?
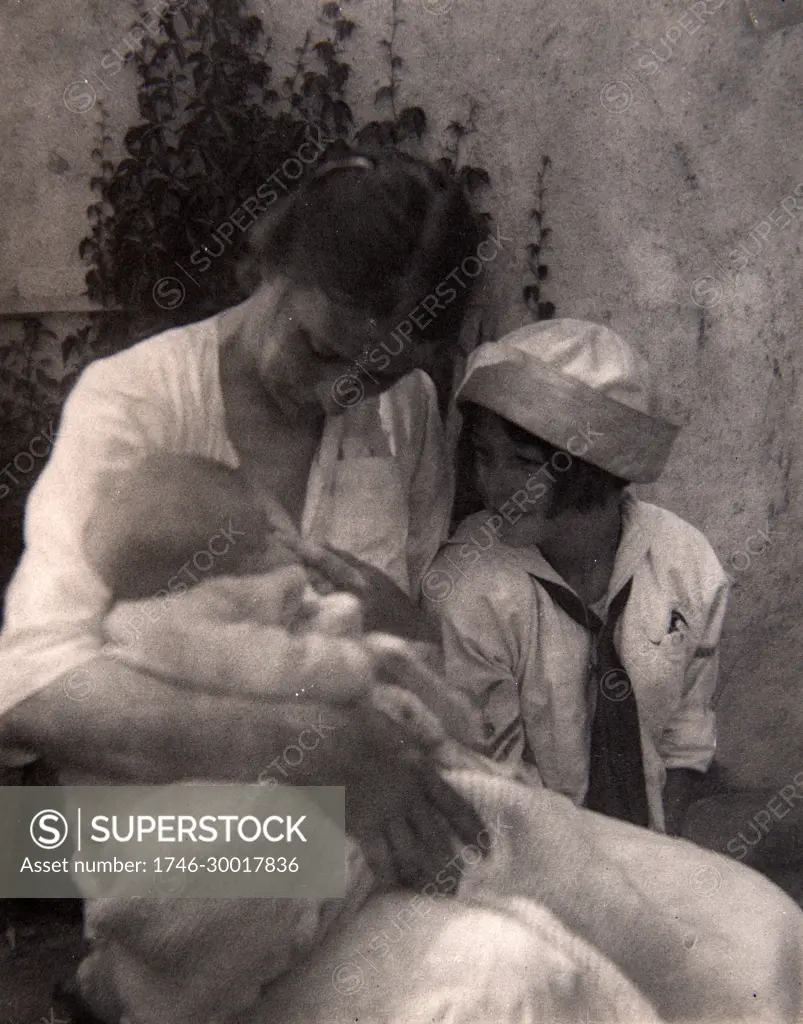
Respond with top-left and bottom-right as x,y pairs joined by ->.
90,452 -> 473,731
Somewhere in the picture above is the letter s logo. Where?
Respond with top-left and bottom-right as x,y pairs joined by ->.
30,810 -> 69,849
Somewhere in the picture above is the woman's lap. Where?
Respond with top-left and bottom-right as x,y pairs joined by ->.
250,890 -> 657,1024
78,768 -> 803,1023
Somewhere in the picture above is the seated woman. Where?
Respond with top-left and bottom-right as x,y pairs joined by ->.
0,150 -> 487,1013
430,319 -> 730,834
0,149 -> 483,789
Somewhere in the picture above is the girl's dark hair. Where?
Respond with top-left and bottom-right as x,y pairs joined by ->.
455,402 -> 627,524
239,150 -> 485,346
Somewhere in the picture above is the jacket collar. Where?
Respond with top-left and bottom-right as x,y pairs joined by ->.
449,494 -> 655,613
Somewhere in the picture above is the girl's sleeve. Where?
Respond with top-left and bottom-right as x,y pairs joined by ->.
658,558 -> 730,773
404,372 -> 454,600
430,558 -> 543,787
0,360 -> 170,759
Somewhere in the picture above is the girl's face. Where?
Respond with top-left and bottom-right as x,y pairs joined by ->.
470,408 -> 556,547
244,278 -> 438,416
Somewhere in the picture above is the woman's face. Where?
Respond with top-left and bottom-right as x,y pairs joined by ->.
245,279 -> 439,416
470,408 -> 556,547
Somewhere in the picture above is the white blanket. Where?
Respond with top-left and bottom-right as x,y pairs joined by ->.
78,579 -> 803,1024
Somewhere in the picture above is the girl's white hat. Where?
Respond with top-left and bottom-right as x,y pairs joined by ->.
455,319 -> 681,483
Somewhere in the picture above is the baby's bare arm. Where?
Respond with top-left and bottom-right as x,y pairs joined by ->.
104,573 -> 375,703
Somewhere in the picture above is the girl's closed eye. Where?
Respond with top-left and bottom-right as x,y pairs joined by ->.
299,327 -> 342,364
512,445 -> 549,470
516,453 -> 547,470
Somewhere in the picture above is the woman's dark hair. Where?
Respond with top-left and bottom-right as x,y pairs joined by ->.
239,150 -> 485,347
455,402 -> 628,523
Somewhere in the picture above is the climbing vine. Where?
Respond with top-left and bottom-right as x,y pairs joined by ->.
76,0 -> 494,338
523,154 -> 556,320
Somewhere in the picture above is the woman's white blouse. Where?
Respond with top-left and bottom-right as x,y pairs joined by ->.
0,315 -> 452,755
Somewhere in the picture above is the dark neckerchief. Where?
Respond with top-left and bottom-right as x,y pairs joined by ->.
531,576 -> 650,828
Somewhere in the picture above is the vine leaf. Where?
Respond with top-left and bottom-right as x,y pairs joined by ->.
459,165 -> 490,192
397,106 -> 426,140
313,40 -> 335,63
354,120 -> 394,148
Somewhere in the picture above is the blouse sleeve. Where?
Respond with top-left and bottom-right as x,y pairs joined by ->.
0,359 -> 172,760
430,556 -> 543,787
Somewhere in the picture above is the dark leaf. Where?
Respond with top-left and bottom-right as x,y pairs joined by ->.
537,265 -> 549,280
78,239 -> 95,262
397,106 -> 426,140
538,301 -> 556,319
354,120 -> 392,149
328,62 -> 350,92
460,165 -> 491,192
331,99 -> 353,133
375,85 -> 395,106
313,40 -> 335,63
124,124 -> 151,155
336,18 -> 356,41
523,284 -> 540,305
85,270 -> 101,296
244,15 -> 263,41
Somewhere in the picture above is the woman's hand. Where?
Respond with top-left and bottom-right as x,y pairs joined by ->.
304,702 -> 488,892
301,545 -> 441,645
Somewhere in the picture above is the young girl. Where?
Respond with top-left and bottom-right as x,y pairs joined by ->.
430,318 -> 730,834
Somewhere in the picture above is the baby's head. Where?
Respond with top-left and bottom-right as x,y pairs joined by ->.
455,319 -> 681,542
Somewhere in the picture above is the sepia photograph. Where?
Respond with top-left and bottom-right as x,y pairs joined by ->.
0,0 -> 801,1020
